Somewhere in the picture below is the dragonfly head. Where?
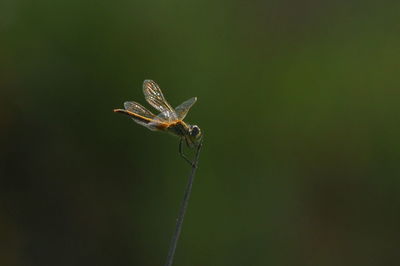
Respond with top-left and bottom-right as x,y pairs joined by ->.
188,124 -> 202,145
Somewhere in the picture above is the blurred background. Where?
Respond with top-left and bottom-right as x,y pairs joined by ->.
1,0 -> 400,265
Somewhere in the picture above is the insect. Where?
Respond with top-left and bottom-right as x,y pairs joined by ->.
114,80 -> 202,164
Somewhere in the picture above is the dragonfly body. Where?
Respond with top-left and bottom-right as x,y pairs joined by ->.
166,120 -> 199,147
114,80 -> 202,148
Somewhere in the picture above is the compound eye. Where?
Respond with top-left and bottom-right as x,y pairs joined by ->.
191,126 -> 200,136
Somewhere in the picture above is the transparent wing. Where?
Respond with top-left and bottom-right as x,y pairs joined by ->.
114,101 -> 160,131
142,80 -> 177,121
175,97 -> 197,120
131,117 -> 159,131
122,101 -> 159,130
124,101 -> 155,119
148,110 -> 174,129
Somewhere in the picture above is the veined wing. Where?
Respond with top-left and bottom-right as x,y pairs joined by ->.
148,109 -> 176,129
113,101 -> 159,131
175,97 -> 197,120
143,80 -> 177,122
124,101 -> 155,118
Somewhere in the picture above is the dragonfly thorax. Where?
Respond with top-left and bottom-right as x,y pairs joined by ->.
166,122 -> 202,147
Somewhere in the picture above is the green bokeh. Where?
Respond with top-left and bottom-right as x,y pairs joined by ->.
1,1 -> 400,265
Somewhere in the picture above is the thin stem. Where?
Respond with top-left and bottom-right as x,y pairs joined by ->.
164,140 -> 203,266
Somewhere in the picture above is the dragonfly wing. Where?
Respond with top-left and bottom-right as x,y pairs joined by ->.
175,97 -> 197,120
147,110 -> 170,128
142,80 -> 177,121
132,117 -> 159,131
114,101 -> 159,131
124,101 -> 156,118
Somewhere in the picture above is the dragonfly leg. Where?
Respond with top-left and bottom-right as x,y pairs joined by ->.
179,138 -> 194,166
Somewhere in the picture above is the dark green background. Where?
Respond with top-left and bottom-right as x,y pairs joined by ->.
1,1 -> 399,265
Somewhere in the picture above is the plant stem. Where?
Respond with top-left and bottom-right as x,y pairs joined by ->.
164,140 -> 203,266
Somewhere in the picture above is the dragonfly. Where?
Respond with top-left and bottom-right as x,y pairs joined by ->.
114,80 -> 202,165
